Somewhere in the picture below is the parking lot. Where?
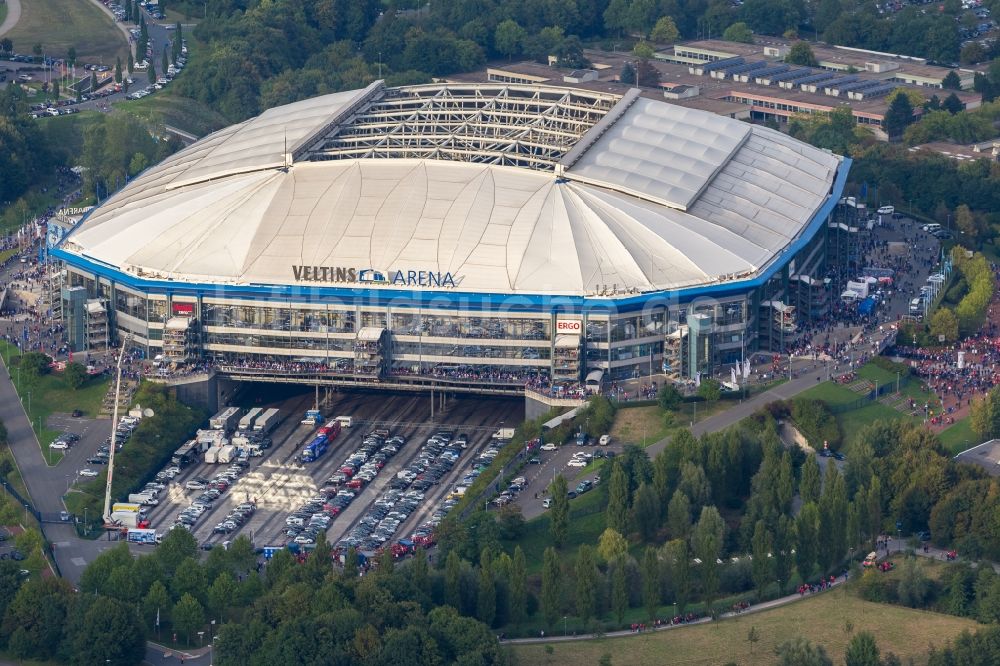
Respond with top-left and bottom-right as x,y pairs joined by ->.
141,390 -> 521,551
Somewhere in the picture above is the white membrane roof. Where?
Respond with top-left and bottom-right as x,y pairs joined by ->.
63,84 -> 841,297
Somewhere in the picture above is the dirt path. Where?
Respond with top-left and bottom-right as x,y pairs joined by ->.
0,0 -> 22,37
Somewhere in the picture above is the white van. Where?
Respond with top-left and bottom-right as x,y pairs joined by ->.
909,297 -> 923,314
877,205 -> 894,215
923,223 -> 941,233
334,415 -> 352,428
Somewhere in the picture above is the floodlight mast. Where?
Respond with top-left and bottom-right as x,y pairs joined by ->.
102,334 -> 132,525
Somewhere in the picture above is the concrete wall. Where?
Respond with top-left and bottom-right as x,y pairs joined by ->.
161,373 -> 240,413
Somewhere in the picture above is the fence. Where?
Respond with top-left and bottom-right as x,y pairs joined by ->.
0,478 -> 39,522
827,373 -> 913,414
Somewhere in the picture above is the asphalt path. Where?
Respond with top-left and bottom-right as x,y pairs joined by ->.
0,0 -> 21,37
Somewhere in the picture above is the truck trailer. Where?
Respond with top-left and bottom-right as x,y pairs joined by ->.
111,511 -> 147,529
238,407 -> 263,432
128,493 -> 157,506
204,446 -> 222,464
217,445 -> 236,464
254,408 -> 280,433
209,407 -> 241,432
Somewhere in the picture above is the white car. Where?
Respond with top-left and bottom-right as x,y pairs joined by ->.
567,459 -> 588,468
540,443 -> 557,451
79,468 -> 99,477
599,434 -> 611,446
49,441 -> 69,450
185,481 -> 206,491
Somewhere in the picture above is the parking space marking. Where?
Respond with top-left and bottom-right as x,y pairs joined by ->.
70,557 -> 86,567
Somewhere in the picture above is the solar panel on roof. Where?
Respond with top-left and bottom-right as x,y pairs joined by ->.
701,56 -> 744,73
752,65 -> 790,81
837,79 -> 883,93
796,71 -> 836,85
822,76 -> 860,90
768,68 -> 813,83
725,60 -> 768,75
856,84 -> 896,99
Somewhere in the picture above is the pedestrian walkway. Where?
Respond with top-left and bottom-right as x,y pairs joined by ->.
502,572 -> 849,645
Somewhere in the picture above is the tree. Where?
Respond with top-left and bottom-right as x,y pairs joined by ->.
510,546 -> 528,626
641,546 -> 660,620
161,48 -> 168,80
411,547 -> 429,597
667,489 -> 692,540
698,378 -> 722,402
884,92 -> 915,138
942,70 -> 962,90
18,351 -> 51,378
632,482 -> 661,541
148,63 -> 156,85
796,502 -> 820,579
818,463 -> 848,572
207,572 -> 237,622
800,455 -> 821,505
70,596 -> 146,666
607,462 -> 630,534
942,92 -> 965,114
127,52 -> 134,75
786,41 -> 819,67
663,539 -> 691,612
142,580 -> 170,631
845,631 -> 881,666
494,20 -> 526,60
541,547 -> 562,627
549,475 -> 569,547
896,557 -> 931,608
611,559 -> 628,624
775,637 -> 833,666
575,545 -> 599,623
650,16 -> 680,43
633,41 -> 655,61
722,22 -> 754,43
172,593 -> 204,643
115,57 -> 122,84
444,550 -> 461,610
692,506 -> 725,607
67,46 -> 76,66
0,38 -> 11,55
63,362 -> 87,390
476,556 -> 496,627
620,62 -> 635,86
52,79 -> 59,99
597,527 -> 628,563
751,520 -> 774,598
930,308 -> 959,343
657,384 -> 682,411
747,625 -> 761,656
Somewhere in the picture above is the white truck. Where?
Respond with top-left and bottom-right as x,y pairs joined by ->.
217,445 -> 236,464
238,407 -> 263,432
210,407 -> 241,432
126,528 -> 161,544
110,511 -> 143,528
128,493 -> 157,506
254,408 -> 280,433
196,429 -> 226,452
204,446 -> 222,464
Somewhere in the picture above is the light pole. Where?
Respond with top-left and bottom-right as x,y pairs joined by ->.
198,630 -> 205,647
563,615 -> 567,636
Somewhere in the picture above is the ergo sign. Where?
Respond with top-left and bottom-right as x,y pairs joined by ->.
556,319 -> 582,333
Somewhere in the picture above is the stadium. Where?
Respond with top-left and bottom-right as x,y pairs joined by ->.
52,81 -> 850,396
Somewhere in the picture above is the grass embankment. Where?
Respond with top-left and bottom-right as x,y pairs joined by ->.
938,418 -> 976,456
117,92 -> 228,138
0,4 -> 8,26
510,584 -> 976,666
4,0 -> 128,64
0,341 -> 109,462
797,363 -> 942,449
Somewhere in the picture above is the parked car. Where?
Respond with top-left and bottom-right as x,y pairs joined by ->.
79,468 -> 99,477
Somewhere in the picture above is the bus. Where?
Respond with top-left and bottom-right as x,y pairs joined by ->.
301,420 -> 342,462
171,440 -> 198,467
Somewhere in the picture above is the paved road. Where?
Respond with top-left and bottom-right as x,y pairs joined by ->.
0,0 -> 21,37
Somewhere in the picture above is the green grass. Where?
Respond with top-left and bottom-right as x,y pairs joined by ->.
4,0 -> 129,65
0,341 -> 109,464
501,489 -> 607,576
116,92 -> 228,138
857,363 -> 901,387
840,402 -> 906,448
938,418 -> 976,456
0,448 -> 31,500
0,248 -> 17,265
510,584 -> 976,666
0,4 -> 8,26
796,381 -> 862,406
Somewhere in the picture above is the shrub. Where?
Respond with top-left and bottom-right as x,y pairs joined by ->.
790,398 -> 842,450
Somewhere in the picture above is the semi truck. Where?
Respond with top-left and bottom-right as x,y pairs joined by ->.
254,408 -> 280,433
217,445 -> 236,464
209,407 -> 241,432
171,440 -> 199,467
126,528 -> 161,544
238,407 -> 263,432
204,446 -> 223,464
